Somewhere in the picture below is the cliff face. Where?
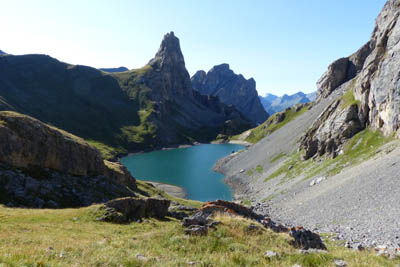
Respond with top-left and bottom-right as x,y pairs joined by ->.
301,0 -> 400,159
191,64 -> 269,125
0,111 -> 105,176
0,111 -> 136,208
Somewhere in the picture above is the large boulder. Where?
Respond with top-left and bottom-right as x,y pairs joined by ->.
99,197 -> 171,223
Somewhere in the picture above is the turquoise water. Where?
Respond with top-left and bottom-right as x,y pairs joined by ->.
121,144 -> 244,202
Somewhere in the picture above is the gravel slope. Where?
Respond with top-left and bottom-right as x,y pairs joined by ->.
216,80 -> 400,248
270,142 -> 400,248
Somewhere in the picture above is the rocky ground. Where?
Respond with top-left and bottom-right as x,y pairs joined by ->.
215,81 -> 400,252
267,142 -> 400,250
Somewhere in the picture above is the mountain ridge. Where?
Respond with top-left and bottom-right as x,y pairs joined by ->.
100,66 -> 129,73
259,91 -> 316,114
0,32 -> 252,158
191,63 -> 269,124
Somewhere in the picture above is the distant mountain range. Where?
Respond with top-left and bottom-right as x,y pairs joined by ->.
100,67 -> 128,73
0,50 -> 6,55
259,91 -> 316,114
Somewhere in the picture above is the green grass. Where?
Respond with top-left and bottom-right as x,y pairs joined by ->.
244,104 -> 310,144
240,199 -> 252,206
256,165 -> 263,174
262,194 -> 277,202
0,205 -> 397,266
86,140 -> 127,160
270,152 -> 286,163
264,128 -> 395,183
340,86 -> 360,110
247,169 -> 254,176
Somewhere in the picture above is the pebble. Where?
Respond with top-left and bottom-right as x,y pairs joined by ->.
334,259 -> 347,267
264,250 -> 277,258
136,254 -> 147,261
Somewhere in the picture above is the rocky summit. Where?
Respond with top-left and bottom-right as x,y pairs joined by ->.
192,63 -> 269,124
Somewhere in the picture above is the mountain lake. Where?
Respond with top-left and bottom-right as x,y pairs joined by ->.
121,144 -> 245,202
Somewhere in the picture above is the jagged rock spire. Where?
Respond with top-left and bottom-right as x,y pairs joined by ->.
148,31 -> 186,69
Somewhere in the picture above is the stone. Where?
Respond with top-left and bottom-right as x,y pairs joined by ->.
99,197 -> 171,223
198,200 -> 264,221
334,259 -> 348,267
264,250 -> 277,258
248,223 -> 259,231
289,228 -> 327,250
136,254 -> 147,261
299,249 -> 327,254
182,211 -> 212,227
184,225 -> 208,236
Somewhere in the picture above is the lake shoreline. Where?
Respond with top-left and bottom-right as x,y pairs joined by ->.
144,181 -> 187,199
121,143 -> 245,201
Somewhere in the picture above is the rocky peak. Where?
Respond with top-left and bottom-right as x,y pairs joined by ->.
191,64 -> 269,124
145,31 -> 193,98
148,31 -> 185,70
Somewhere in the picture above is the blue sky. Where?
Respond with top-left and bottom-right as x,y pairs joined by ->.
1,0 -> 386,95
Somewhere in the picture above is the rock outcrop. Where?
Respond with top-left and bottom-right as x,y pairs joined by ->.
0,111 -> 137,208
302,0 -> 400,158
0,111 -> 105,176
192,64 -> 269,124
97,197 -> 171,223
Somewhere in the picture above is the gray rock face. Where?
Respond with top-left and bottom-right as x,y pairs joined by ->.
0,164 -> 136,208
132,32 -> 253,141
0,111 -> 137,208
148,31 -> 193,99
303,0 -> 400,157
191,64 -> 269,124
317,42 -> 372,100
0,111 -> 105,176
300,99 -> 363,159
